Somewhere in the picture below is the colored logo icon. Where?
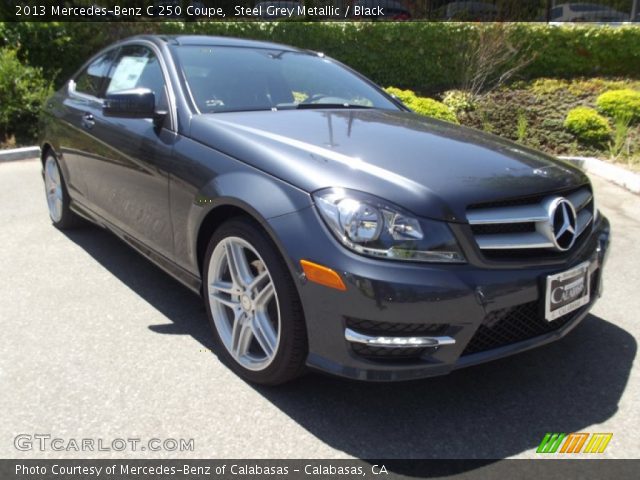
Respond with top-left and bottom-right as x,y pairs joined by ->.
537,433 -> 613,454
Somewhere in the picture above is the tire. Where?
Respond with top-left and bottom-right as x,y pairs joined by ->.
43,152 -> 81,229
203,217 -> 307,385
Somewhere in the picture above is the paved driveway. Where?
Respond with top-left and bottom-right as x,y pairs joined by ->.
1,159 -> 638,459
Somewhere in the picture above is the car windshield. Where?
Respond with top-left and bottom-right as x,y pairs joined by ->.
172,45 -> 399,114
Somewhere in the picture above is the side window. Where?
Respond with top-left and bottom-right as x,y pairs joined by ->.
105,45 -> 168,110
74,49 -> 117,98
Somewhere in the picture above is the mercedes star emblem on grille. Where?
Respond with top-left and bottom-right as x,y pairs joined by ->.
550,198 -> 578,251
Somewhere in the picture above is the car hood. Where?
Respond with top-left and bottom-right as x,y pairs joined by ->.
190,109 -> 588,222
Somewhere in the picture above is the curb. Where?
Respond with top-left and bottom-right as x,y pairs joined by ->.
0,146 -> 40,162
560,156 -> 640,195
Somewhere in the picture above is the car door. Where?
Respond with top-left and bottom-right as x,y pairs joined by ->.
58,48 -> 119,201
82,44 -> 177,261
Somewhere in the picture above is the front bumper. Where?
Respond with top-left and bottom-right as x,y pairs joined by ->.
269,208 -> 611,381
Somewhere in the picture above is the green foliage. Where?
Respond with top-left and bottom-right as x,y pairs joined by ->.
0,47 -> 51,143
564,107 -> 611,144
384,87 -> 458,124
608,114 -> 632,160
0,22 -> 149,89
566,78 -> 638,96
463,77 -> 640,157
529,78 -> 640,98
442,90 -> 475,114
384,87 -> 416,105
409,97 -> 459,124
517,111 -> 528,143
2,21 -> 640,151
510,24 -> 640,81
596,89 -> 640,123
2,22 -> 640,93
530,78 -> 569,96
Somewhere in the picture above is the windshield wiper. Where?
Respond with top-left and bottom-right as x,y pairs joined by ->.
209,107 -> 274,114
276,103 -> 374,110
296,103 -> 374,110
207,104 -> 374,113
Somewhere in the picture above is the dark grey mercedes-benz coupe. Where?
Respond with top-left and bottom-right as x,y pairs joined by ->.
39,35 -> 610,384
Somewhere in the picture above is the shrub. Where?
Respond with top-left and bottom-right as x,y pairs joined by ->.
596,89 -> 640,123
0,48 -> 51,143
530,78 -> 569,96
384,87 -> 416,105
564,107 -> 611,144
408,97 -> 459,124
454,24 -> 535,98
385,87 -> 458,124
462,79 -> 640,156
442,90 -> 475,114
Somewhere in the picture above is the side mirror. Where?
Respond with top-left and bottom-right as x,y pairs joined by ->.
103,88 -> 156,119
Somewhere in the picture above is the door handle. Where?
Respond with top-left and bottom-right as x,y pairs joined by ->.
81,113 -> 95,129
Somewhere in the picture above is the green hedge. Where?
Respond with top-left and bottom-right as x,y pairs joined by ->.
2,22 -> 640,93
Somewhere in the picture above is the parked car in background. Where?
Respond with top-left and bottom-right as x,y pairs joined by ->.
549,2 -> 629,22
39,35 -> 610,385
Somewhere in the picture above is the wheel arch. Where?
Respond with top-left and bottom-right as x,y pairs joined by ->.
40,142 -> 54,166
194,199 -> 302,286
39,142 -> 72,188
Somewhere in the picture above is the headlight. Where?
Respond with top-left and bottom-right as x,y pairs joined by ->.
313,188 -> 465,263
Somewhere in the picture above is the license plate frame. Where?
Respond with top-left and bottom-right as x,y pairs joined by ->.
544,261 -> 591,321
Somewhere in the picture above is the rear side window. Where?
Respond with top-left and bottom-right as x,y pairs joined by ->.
74,50 -> 117,98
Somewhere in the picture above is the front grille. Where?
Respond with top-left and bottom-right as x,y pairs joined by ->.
462,270 -> 597,356
481,237 -> 588,260
472,222 -> 536,235
462,270 -> 600,356
468,192 -> 549,210
461,302 -> 573,355
466,186 -> 594,260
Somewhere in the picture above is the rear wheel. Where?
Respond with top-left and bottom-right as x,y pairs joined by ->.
43,153 -> 81,229
203,218 -> 307,385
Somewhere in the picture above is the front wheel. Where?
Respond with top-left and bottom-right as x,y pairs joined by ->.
203,218 -> 307,385
43,153 -> 81,229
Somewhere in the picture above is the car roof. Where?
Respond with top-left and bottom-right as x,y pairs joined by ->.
130,34 -> 302,52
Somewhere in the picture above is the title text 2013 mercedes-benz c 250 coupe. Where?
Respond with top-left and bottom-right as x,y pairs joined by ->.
39,35 -> 610,384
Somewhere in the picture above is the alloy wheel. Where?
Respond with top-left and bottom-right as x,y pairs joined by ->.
44,156 -> 63,223
207,236 -> 281,371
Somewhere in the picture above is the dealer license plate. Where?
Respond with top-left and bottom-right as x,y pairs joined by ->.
545,261 -> 591,321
